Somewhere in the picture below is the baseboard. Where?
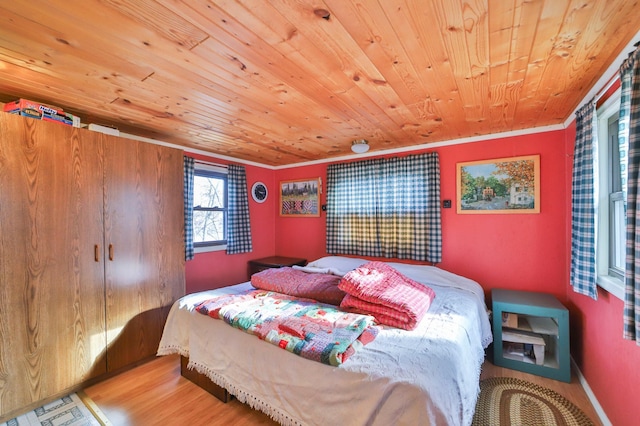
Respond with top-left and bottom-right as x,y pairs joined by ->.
571,357 -> 612,426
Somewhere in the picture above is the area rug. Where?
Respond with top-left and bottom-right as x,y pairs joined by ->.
0,391 -> 110,426
472,377 -> 595,426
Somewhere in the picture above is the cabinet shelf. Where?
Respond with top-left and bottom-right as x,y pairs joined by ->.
492,289 -> 570,383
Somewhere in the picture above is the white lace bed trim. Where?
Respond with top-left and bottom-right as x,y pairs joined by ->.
188,359 -> 304,426
157,337 -> 492,426
158,347 -> 304,425
156,345 -> 189,358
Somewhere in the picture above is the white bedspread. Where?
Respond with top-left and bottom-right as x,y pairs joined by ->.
158,258 -> 492,426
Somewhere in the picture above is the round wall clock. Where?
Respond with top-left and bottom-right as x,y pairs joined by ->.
251,181 -> 268,203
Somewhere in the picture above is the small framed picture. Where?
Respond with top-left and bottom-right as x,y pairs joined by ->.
279,178 -> 321,217
457,155 -> 540,214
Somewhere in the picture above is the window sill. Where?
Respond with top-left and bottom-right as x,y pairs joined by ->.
597,274 -> 625,300
195,244 -> 227,254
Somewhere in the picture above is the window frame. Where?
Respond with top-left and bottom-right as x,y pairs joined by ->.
595,90 -> 625,300
193,163 -> 228,253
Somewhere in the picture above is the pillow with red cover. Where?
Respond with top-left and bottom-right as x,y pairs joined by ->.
338,261 -> 435,330
251,267 -> 346,306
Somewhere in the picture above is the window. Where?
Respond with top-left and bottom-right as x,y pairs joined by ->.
326,153 -> 441,263
596,90 -> 626,299
193,164 -> 227,252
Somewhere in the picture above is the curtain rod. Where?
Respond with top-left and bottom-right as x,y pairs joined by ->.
594,75 -> 619,104
193,159 -> 228,169
594,40 -> 640,103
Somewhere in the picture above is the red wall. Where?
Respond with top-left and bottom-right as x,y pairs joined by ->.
186,126 -> 640,425
437,133 -> 568,298
273,164 -> 329,262
275,131 -> 569,300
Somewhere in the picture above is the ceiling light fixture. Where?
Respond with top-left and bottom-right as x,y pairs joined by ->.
351,139 -> 370,154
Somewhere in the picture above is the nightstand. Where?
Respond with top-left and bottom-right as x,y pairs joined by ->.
491,288 -> 570,382
248,256 -> 307,275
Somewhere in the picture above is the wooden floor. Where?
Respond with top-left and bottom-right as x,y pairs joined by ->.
84,354 -> 276,426
84,354 -> 602,425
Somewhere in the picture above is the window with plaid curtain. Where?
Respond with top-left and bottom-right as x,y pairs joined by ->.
183,159 -> 252,259
326,152 -> 442,263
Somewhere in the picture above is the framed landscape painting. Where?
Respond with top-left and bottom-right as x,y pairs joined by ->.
456,155 -> 540,214
279,178 -> 321,217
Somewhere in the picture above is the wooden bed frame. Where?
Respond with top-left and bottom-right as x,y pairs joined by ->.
180,356 -> 229,403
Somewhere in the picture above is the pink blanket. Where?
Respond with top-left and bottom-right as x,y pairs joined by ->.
251,267 -> 345,305
338,261 -> 435,330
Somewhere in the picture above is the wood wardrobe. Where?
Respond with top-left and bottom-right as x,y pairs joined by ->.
0,112 -> 185,420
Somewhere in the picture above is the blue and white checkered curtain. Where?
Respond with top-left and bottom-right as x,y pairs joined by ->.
570,100 -> 598,300
226,164 -> 253,254
622,46 -> 640,344
326,152 -> 442,263
183,156 -> 195,261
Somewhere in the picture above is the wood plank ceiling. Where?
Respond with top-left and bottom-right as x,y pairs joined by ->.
1,0 -> 639,167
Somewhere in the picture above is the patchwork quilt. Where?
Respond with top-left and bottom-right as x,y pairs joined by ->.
195,290 -> 378,366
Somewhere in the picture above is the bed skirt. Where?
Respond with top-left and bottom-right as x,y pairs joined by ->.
180,355 -> 229,403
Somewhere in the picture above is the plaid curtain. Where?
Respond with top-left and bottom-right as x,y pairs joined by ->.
570,100 -> 598,300
226,164 -> 253,254
326,152 -> 442,263
622,47 -> 640,343
183,156 -> 195,261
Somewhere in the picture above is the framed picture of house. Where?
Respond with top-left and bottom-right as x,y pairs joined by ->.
456,155 -> 540,214
279,178 -> 321,217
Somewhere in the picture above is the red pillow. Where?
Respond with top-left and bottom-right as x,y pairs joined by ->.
251,267 -> 346,305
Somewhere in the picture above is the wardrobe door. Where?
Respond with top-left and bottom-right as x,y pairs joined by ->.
0,114 -> 107,418
102,136 -> 185,372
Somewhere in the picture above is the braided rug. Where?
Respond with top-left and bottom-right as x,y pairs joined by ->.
472,377 -> 595,426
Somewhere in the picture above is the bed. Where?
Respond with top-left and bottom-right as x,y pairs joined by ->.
157,256 -> 492,425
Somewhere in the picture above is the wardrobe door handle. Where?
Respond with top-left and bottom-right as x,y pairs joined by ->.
94,245 -> 99,262
109,244 -> 114,261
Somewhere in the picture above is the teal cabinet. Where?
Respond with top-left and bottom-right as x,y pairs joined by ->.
491,289 -> 570,383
